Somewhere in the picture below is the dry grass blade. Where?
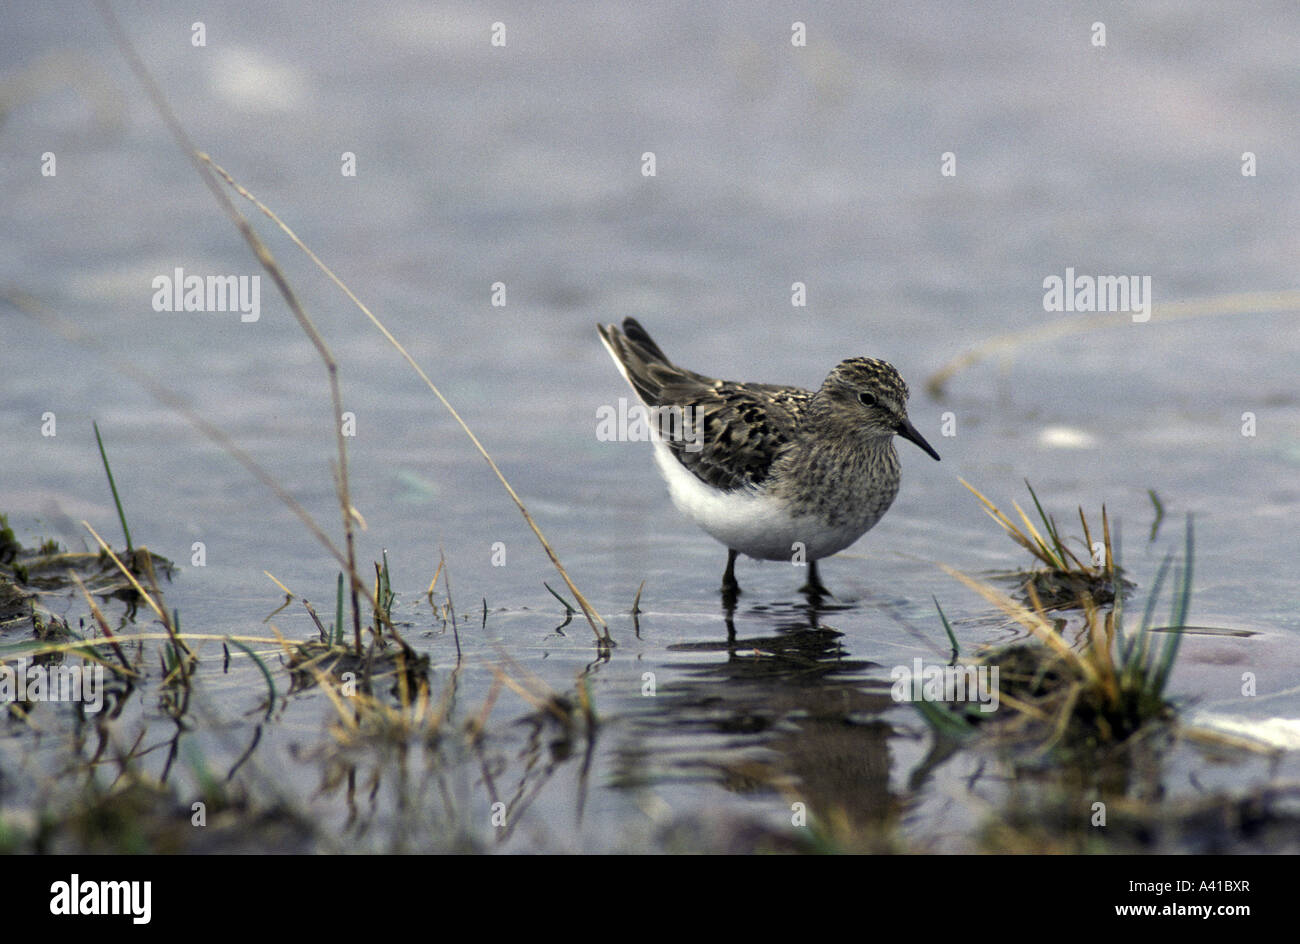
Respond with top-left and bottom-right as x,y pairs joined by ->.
80,521 -> 195,667
1029,490 -> 1089,572
1083,594 -> 1118,703
426,557 -> 445,604
962,479 -> 1114,591
198,155 -> 610,643
1102,506 -> 1114,578
961,479 -> 1037,556
926,290 -> 1300,397
994,689 -> 1053,723
261,571 -> 295,621
66,569 -> 138,678
935,560 -> 1097,687
488,645 -> 580,723
467,671 -> 505,740
1030,682 -> 1083,759
6,290 -> 390,629
7,634 -> 286,658
1010,500 -> 1060,568
96,0 -> 365,655
1078,507 -> 1095,566
298,659 -> 358,734
99,0 -> 608,645
493,671 -> 566,720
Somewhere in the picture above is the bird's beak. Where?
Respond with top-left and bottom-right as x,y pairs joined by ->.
896,417 -> 941,461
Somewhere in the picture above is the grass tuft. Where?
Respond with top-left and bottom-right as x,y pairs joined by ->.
935,514 -> 1195,751
961,478 -> 1126,607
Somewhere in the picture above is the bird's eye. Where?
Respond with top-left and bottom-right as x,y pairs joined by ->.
857,391 -> 878,408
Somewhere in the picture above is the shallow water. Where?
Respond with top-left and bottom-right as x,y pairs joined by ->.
2,1 -> 1298,852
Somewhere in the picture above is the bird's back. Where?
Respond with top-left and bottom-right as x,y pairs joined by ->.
598,318 -> 810,492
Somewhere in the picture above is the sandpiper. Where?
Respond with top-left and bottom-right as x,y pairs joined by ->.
598,317 -> 940,597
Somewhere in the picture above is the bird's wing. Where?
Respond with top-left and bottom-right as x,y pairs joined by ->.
599,319 -> 810,491
644,374 -> 810,492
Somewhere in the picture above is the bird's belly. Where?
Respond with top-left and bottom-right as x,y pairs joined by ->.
650,443 -> 883,561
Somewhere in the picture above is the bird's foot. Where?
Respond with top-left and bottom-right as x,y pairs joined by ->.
798,561 -> 831,599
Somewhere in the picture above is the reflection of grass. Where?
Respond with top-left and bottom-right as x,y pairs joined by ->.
294,641 -> 598,851
3,779 -> 317,855
916,508 -> 1221,853
0,504 -> 596,851
979,781 -> 1300,854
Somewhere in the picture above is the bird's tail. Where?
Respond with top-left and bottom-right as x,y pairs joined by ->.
597,317 -> 675,404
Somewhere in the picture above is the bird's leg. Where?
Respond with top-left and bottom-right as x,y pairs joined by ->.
721,549 -> 740,598
799,560 -> 830,598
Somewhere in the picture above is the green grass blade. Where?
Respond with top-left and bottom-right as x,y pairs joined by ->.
1111,535 -> 1128,656
225,637 -> 277,720
1025,481 -> 1069,570
1121,551 -> 1172,691
1151,517 -> 1194,697
1139,552 -> 1173,633
933,596 -> 960,662
1169,515 -> 1194,632
334,571 -> 344,647
92,421 -> 133,553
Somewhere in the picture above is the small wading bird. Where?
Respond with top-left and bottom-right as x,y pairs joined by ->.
598,317 -> 940,598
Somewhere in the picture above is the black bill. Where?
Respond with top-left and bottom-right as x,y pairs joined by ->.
896,417 -> 941,461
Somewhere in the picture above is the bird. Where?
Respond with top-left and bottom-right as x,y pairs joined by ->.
597,317 -> 940,598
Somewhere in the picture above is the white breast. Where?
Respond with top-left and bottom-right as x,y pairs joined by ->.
649,440 -> 871,561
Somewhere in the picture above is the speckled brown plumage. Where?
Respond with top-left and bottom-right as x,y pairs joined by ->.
599,318 -> 811,491
598,317 -> 940,596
